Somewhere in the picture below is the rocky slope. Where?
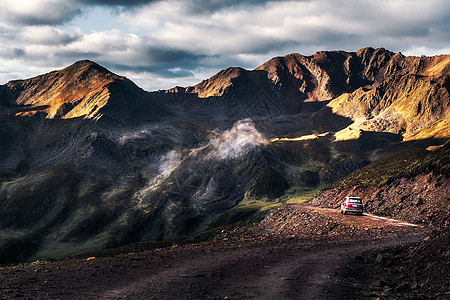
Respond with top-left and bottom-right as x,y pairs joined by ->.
0,117 -> 295,265
311,48 -> 450,141
312,142 -> 450,226
358,226 -> 449,299
314,171 -> 449,226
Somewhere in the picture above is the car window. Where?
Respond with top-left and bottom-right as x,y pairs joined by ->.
348,198 -> 361,203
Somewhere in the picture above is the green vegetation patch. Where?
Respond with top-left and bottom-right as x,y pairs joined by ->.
209,202 -> 281,228
285,188 -> 320,204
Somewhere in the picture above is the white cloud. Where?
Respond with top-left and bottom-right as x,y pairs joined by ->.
68,29 -> 141,56
20,26 -> 78,45
117,0 -> 450,56
0,0 -> 79,25
0,0 -> 449,91
208,119 -> 267,160
403,45 -> 450,57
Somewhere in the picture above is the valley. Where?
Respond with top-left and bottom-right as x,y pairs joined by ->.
0,47 -> 449,298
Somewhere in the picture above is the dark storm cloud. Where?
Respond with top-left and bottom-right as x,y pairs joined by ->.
10,12 -> 79,26
183,0 -> 287,13
145,48 -> 204,64
106,47 -> 211,78
75,0 -> 285,11
12,48 -> 25,58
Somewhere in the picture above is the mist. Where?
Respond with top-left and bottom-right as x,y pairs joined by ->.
208,119 -> 267,160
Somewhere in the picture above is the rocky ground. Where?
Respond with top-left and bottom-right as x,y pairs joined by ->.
310,170 -> 450,299
257,203 -> 421,238
0,203 -> 436,299
358,226 -> 450,299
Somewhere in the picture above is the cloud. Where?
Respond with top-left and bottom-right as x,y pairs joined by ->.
208,119 -> 267,160
76,0 -> 282,11
0,0 -> 80,25
76,0 -> 159,7
1,0 -> 449,91
20,26 -> 79,45
174,0 -> 286,14
118,0 -> 450,57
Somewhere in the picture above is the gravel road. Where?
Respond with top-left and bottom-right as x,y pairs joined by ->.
0,204 -> 431,299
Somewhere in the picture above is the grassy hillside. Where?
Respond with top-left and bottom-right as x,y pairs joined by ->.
329,142 -> 450,189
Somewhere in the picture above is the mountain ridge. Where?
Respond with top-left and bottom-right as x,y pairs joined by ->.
2,48 -> 449,132
165,47 -> 450,138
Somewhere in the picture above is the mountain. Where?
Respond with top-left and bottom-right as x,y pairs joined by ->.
168,47 -> 449,129
174,49 -> 375,115
309,48 -> 450,142
2,60 -> 167,122
0,48 -> 449,265
173,47 -> 450,144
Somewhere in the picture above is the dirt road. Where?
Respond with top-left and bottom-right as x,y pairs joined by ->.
0,204 -> 431,299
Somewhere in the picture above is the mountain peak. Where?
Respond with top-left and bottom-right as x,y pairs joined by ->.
64,60 -> 114,76
4,60 -> 168,122
5,60 -> 123,119
71,59 -> 99,67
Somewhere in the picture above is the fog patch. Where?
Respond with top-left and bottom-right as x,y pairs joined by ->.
208,119 -> 267,160
158,150 -> 181,175
136,150 -> 182,202
146,149 -> 182,190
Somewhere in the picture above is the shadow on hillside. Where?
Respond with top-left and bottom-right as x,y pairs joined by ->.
305,106 -> 354,132
334,131 -> 404,153
370,137 -> 450,160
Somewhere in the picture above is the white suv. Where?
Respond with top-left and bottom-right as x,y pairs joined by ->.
340,196 -> 363,215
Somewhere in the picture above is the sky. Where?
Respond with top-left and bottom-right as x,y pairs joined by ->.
1,0 -> 449,91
